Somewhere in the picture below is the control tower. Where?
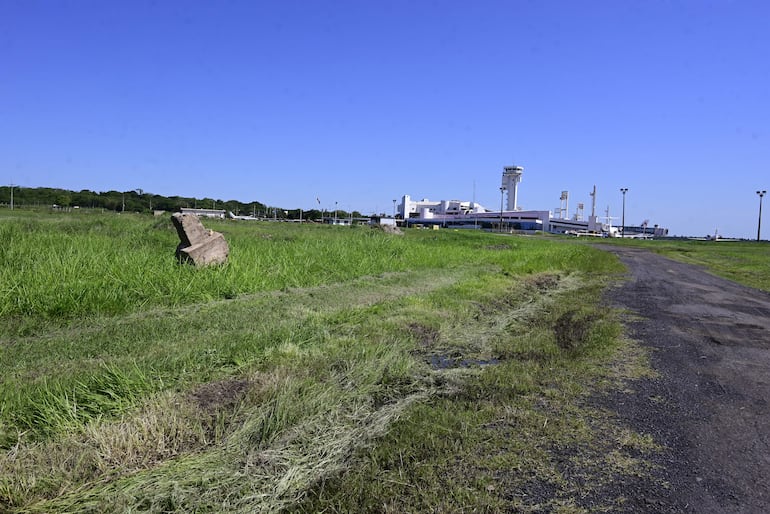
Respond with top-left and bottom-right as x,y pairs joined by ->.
502,165 -> 524,211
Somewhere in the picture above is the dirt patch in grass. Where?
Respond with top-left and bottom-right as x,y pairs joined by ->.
525,272 -> 560,292
188,378 -> 252,415
553,309 -> 599,351
406,322 -> 440,348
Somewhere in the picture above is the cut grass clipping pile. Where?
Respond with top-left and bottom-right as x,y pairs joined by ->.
2,212 -> 659,512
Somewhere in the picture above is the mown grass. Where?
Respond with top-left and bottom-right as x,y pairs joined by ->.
292,270 -> 657,513
596,237 -> 770,292
1,210 -> 663,512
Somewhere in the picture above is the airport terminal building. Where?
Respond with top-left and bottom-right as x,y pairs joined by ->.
398,165 -> 667,237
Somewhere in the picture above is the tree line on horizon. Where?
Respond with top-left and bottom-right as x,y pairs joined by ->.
0,186 -> 366,220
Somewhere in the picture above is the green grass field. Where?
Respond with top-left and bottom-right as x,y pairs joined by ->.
0,211 -> 764,512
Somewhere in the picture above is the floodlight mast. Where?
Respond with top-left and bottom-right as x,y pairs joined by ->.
620,188 -> 629,238
499,186 -> 506,232
758,190 -> 767,242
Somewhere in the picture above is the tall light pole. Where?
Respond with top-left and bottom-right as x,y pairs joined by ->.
9,183 -> 15,210
758,190 -> 767,242
499,186 -> 506,233
620,188 -> 628,238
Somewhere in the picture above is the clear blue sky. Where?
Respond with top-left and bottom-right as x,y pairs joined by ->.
2,0 -> 768,237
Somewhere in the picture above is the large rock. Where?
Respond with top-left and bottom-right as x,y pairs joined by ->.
171,213 -> 229,266
375,224 -> 404,235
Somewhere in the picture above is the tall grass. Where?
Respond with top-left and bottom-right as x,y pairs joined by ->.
0,213 -> 427,334
0,212 -> 620,336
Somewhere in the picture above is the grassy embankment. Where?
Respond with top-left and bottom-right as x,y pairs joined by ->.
2,211 -> 660,512
596,237 -> 770,292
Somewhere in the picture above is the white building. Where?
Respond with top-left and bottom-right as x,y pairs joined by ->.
399,196 -> 488,219
399,194 -> 549,232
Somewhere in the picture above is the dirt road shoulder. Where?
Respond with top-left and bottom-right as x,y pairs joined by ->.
598,245 -> 770,513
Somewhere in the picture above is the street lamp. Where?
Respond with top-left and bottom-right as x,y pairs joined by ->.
757,190 -> 767,242
620,188 -> 628,238
499,186 -> 506,233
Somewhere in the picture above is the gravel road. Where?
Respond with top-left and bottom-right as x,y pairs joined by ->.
599,245 -> 770,513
